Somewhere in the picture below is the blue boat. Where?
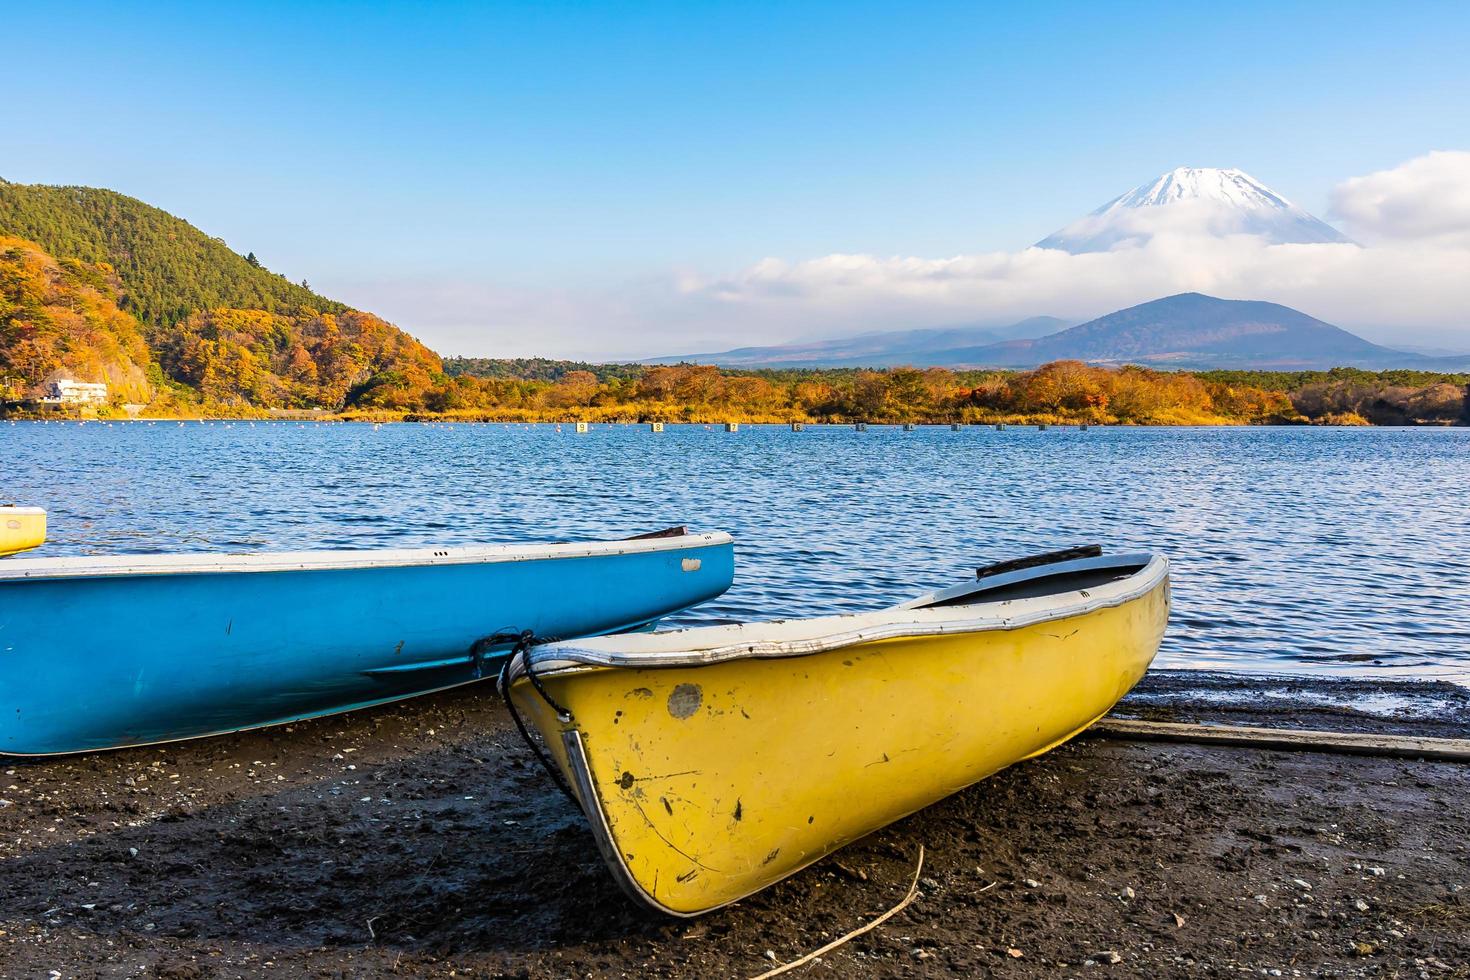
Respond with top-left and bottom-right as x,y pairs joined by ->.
0,529 -> 733,756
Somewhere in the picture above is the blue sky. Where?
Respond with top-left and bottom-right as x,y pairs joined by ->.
5,1 -> 1469,356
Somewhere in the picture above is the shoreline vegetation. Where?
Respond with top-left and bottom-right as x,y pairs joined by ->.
5,361 -> 1469,427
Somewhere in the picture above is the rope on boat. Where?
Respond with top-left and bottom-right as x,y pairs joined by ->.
473,627 -> 574,718
490,631 -> 583,808
1091,718 -> 1470,762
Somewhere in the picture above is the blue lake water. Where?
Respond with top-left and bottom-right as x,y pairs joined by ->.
3,421 -> 1468,683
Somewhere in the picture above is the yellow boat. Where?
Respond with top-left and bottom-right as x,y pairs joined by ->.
0,507 -> 46,557
502,547 -> 1170,916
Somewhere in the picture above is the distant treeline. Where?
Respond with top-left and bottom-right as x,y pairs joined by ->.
1195,367 -> 1470,426
443,357 -> 648,384
395,359 -> 1468,426
1195,366 -> 1470,391
441,356 -> 998,387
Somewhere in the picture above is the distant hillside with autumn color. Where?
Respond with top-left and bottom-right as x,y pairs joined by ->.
0,180 -> 441,412
0,236 -> 155,403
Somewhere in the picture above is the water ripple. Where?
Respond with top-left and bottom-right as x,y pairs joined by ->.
3,422 -> 1468,682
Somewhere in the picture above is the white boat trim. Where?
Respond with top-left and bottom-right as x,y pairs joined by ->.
519,554 -> 1168,674
0,506 -> 47,516
0,531 -> 732,582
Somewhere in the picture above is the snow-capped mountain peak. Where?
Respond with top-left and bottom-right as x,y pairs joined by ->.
1110,167 -> 1292,209
1035,167 -> 1353,253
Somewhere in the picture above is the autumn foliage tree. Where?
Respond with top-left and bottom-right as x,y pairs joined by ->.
0,236 -> 153,403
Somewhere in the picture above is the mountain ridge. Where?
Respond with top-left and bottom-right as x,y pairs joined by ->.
646,294 -> 1467,372
646,316 -> 1069,368
945,293 -> 1468,371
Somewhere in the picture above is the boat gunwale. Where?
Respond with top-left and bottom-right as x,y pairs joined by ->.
515,554 -> 1168,676
0,530 -> 733,582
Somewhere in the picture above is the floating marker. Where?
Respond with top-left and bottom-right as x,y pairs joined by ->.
1037,423 -> 1048,431
950,423 -> 962,431
995,423 -> 1005,430
855,422 -> 867,432
902,422 -> 915,431
1079,423 -> 1089,431
650,421 -> 664,432
724,422 -> 739,432
575,421 -> 589,433
790,422 -> 803,432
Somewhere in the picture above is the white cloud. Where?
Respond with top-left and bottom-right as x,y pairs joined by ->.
1330,150 -> 1470,245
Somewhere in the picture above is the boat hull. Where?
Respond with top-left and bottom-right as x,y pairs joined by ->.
509,558 -> 1168,915
0,533 -> 733,755
0,507 -> 45,558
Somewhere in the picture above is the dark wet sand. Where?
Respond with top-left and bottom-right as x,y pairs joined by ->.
1,673 -> 1467,978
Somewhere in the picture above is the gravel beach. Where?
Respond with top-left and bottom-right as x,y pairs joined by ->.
1,673 -> 1467,978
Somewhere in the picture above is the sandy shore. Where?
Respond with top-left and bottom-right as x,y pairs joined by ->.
1,673 -> 1467,978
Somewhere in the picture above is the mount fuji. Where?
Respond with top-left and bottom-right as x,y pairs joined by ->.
1035,167 -> 1354,253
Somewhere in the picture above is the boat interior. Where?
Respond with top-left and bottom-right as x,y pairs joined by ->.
905,549 -> 1153,610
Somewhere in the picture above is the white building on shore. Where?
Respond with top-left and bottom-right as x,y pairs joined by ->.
41,380 -> 110,406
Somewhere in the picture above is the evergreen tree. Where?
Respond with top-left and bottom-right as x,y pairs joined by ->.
0,181 -> 347,326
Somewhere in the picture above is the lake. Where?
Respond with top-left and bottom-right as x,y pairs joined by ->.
4,420 -> 1468,683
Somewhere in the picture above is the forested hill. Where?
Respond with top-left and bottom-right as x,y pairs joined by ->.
0,180 -> 346,326
0,179 -> 442,413
0,235 -> 441,412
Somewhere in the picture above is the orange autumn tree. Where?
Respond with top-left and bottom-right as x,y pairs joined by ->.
157,308 -> 443,410
0,236 -> 153,403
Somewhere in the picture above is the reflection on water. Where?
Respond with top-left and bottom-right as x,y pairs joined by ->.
4,421 -> 1468,682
